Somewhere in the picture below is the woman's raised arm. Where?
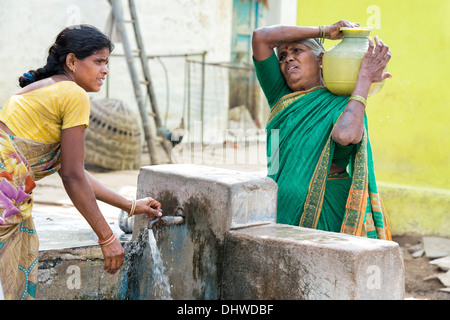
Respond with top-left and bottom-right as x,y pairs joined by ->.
332,36 -> 392,146
252,20 -> 359,62
252,25 -> 320,61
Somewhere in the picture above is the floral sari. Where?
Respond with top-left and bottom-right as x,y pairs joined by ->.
0,129 -> 61,299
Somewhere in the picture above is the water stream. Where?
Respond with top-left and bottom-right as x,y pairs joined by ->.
147,229 -> 172,300
96,227 -> 173,300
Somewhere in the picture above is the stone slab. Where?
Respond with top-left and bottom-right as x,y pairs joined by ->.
412,249 -> 424,258
437,270 -> 450,287
429,256 -> 450,271
222,224 -> 405,300
423,237 -> 450,258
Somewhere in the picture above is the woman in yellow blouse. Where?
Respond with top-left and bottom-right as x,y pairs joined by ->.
0,25 -> 162,299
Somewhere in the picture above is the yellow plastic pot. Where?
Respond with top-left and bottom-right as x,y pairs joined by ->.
322,27 -> 385,96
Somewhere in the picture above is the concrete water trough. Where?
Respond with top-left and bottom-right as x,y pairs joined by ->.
35,164 -> 404,300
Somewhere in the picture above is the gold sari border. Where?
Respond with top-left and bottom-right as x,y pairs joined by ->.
267,86 -> 326,125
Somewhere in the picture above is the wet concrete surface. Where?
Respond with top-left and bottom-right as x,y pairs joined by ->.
33,170 -> 141,250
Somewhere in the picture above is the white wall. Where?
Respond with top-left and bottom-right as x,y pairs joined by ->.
0,0 -> 297,145
106,0 -> 233,140
0,0 -> 233,140
0,0 -> 110,103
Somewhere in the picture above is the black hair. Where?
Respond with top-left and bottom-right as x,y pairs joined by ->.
19,24 -> 114,88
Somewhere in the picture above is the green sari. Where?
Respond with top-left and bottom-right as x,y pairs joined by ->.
257,53 -> 391,240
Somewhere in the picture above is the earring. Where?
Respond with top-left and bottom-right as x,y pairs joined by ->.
72,68 -> 76,74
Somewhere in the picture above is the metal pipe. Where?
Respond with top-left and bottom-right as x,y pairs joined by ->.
148,207 -> 184,229
148,215 -> 185,229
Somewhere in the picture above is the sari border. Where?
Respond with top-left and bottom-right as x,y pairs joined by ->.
298,122 -> 391,240
299,130 -> 333,229
299,113 -> 342,229
267,86 -> 327,125
340,129 -> 369,237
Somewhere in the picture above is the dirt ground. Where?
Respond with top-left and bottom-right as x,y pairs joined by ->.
393,235 -> 450,300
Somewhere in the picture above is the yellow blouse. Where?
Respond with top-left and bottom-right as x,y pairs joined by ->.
0,81 -> 90,143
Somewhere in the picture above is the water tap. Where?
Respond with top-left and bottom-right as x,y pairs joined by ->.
148,208 -> 185,229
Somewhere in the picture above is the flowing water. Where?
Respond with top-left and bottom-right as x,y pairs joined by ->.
147,229 -> 172,300
97,228 -> 173,300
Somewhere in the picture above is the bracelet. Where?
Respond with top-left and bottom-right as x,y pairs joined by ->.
349,95 -> 367,108
128,199 -> 137,217
98,233 -> 116,247
318,25 -> 326,44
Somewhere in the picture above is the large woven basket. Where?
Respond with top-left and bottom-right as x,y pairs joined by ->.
85,98 -> 142,171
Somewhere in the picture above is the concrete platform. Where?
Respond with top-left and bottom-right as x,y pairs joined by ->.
222,224 -> 405,300
131,164 -> 405,300
30,158 -> 407,300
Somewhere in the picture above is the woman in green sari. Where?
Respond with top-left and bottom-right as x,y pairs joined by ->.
252,20 -> 392,239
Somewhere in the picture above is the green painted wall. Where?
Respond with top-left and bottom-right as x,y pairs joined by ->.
296,0 -> 449,236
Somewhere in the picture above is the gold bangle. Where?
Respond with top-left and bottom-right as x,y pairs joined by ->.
318,25 -> 326,44
349,95 -> 367,108
98,233 -> 116,246
128,199 -> 137,217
